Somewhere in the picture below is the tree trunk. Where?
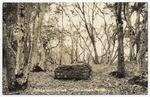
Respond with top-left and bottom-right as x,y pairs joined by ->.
128,3 -> 148,87
92,39 -> 99,64
3,3 -> 47,91
75,34 -> 79,62
116,3 -> 125,74
29,4 -> 46,71
135,3 -> 148,76
87,24 -> 99,64
136,35 -> 147,76
135,31 -> 141,60
109,3 -> 125,78
15,3 -> 26,76
129,30 -> 136,61
13,4 -> 31,87
3,3 -> 29,91
129,45 -> 134,61
71,37 -> 74,64
3,29 -> 17,91
124,3 -> 136,62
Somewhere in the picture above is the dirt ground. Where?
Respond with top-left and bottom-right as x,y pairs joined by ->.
3,62 -> 148,95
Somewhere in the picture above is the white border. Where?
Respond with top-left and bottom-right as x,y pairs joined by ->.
1,0 -> 149,3
0,0 -> 149,97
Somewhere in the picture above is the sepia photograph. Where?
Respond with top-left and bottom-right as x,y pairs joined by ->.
2,2 -> 148,95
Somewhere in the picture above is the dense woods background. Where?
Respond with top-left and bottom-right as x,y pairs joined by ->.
3,2 -> 148,95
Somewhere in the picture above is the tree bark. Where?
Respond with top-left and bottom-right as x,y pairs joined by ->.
135,3 -> 148,76
3,29 -> 17,91
116,3 -> 125,74
29,4 -> 46,71
71,36 -> 74,64
91,36 -> 99,64
3,3 -> 18,91
129,31 -> 136,61
15,3 -> 26,76
3,3 -> 47,91
124,3 -> 135,62
135,32 -> 147,76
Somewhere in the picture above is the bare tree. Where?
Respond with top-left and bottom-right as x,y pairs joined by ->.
110,3 -> 125,78
133,3 -> 148,77
74,3 -> 99,64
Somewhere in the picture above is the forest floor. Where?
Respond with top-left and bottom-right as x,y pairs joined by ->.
3,61 -> 148,95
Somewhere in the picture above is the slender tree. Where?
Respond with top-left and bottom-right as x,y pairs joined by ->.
116,3 -> 125,77
110,3 -> 125,78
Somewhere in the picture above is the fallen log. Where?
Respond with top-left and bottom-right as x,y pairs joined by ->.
54,64 -> 92,80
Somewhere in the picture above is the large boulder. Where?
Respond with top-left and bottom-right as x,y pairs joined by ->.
54,64 -> 92,80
